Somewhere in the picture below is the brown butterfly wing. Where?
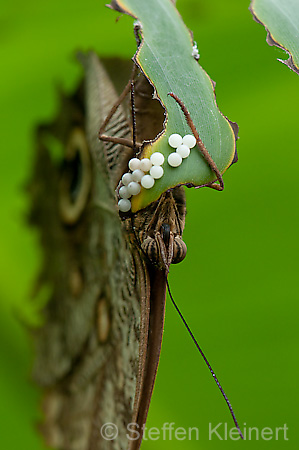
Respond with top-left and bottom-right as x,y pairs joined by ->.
29,52 -> 153,450
30,51 -> 185,450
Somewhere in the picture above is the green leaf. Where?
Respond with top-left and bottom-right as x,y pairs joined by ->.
250,0 -> 299,75
109,0 -> 237,212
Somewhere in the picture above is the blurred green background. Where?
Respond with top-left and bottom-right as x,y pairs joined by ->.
1,0 -> 298,449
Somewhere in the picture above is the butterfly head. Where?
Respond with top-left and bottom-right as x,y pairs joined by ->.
135,188 -> 187,272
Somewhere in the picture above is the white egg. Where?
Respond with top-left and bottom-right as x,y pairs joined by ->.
141,175 -> 155,189
127,181 -> 141,196
139,158 -> 152,172
118,198 -> 131,212
119,186 -> 131,199
150,152 -> 164,166
168,133 -> 183,148
128,158 -> 141,171
176,144 -> 190,159
121,172 -> 133,185
131,169 -> 144,182
168,152 -> 182,167
150,165 -> 164,179
182,134 -> 196,148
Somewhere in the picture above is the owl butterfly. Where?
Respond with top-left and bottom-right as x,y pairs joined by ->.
29,52 -> 187,450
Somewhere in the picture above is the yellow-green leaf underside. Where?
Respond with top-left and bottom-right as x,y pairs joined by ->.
110,0 -> 237,212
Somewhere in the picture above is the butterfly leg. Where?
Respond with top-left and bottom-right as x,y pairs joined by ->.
168,92 -> 224,191
99,65 -> 142,150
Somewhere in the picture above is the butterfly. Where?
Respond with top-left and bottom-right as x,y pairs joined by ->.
29,51 -> 187,450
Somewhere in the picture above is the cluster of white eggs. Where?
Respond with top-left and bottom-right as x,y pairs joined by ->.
117,152 -> 165,212
167,133 -> 196,167
117,133 -> 196,212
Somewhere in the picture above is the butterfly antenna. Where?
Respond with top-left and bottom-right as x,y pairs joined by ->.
166,279 -> 244,439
